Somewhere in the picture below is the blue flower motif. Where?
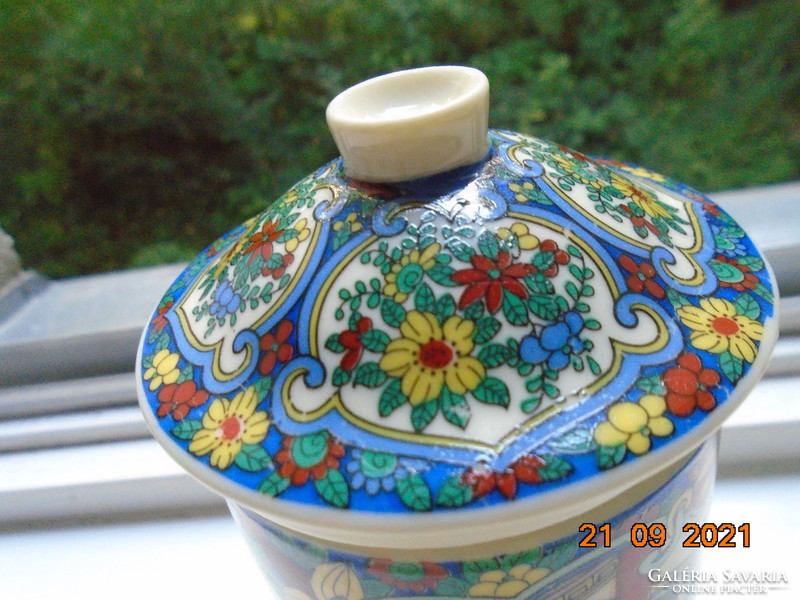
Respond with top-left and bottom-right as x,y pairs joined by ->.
519,311 -> 586,371
209,280 -> 242,318
346,449 -> 429,496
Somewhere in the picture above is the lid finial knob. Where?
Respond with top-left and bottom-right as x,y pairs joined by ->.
326,66 -> 490,183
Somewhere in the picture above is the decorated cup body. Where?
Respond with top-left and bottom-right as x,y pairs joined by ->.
229,436 -> 717,600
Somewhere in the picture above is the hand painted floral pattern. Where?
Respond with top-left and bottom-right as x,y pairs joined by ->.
188,386 -> 270,469
143,349 -> 181,391
380,311 -> 484,408
156,380 -> 209,420
468,565 -> 550,598
259,320 -> 294,375
661,352 -> 720,417
678,297 -> 763,363
366,560 -> 448,593
594,395 -> 674,457
139,130 -> 775,515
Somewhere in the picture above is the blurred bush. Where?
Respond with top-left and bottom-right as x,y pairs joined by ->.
1,0 -> 798,277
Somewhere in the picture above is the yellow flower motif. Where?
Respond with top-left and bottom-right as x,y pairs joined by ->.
677,298 -> 763,363
594,395 -> 675,455
311,563 -> 364,600
508,181 -> 537,203
143,348 -> 181,391
610,173 -> 673,221
551,155 -> 603,190
618,164 -> 667,183
383,243 -> 441,303
333,212 -> 363,233
496,222 -> 540,251
188,386 -> 269,469
468,565 -> 550,598
285,217 -> 311,253
379,311 -> 485,406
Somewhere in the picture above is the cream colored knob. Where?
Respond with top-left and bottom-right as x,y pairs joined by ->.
326,66 -> 490,183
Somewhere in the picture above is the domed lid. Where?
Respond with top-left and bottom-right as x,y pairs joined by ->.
136,66 -> 778,549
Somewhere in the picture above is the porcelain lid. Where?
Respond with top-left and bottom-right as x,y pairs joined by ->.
136,67 -> 778,548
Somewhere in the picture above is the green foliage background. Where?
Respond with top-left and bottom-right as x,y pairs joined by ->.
1,0 -> 798,277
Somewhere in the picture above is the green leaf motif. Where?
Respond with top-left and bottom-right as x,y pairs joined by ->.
428,263 -> 458,287
379,379 -> 406,416
525,272 -> 555,295
414,283 -> 436,313
259,471 -> 291,497
597,444 -> 626,470
528,294 -> 561,321
499,551 -> 541,572
435,578 -> 471,597
463,300 -> 485,320
436,475 -> 474,508
411,400 -> 439,432
538,540 -> 576,572
381,298 -> 407,328
737,256 -> 764,271
361,329 -> 391,353
396,473 -> 432,511
473,377 -> 510,407
477,230 -> 500,260
332,366 -> 351,387
719,350 -> 744,382
636,374 -> 666,395
441,388 -> 470,428
473,316 -> 501,344
502,290 -> 529,326
435,294 -> 457,321
362,580 -> 393,599
314,469 -> 349,508
521,395 -> 541,414
463,559 -> 500,581
666,288 -> 691,308
547,428 -> 596,454
447,237 -> 474,262
171,419 -> 202,440
477,343 -> 510,368
353,362 -> 388,388
537,454 -> 574,480
235,445 -> 274,472
734,293 -> 760,320
753,283 -> 774,303
325,333 -> 345,353
565,280 -> 580,301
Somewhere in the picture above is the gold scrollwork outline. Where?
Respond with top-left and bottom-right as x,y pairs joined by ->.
286,210 -> 670,454
174,215 -> 324,383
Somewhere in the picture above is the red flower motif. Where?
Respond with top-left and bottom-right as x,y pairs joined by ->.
618,255 -> 665,299
338,317 -> 372,371
461,455 -> 544,499
538,239 -> 570,277
366,559 -> 449,593
621,205 -> 661,236
156,380 -> 209,420
262,254 -> 294,280
258,321 -> 294,375
244,220 -> 284,263
150,300 -> 174,332
557,144 -> 590,163
697,196 -> 721,216
451,251 -> 536,313
715,256 -> 759,292
274,435 -> 345,486
662,352 -> 720,417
